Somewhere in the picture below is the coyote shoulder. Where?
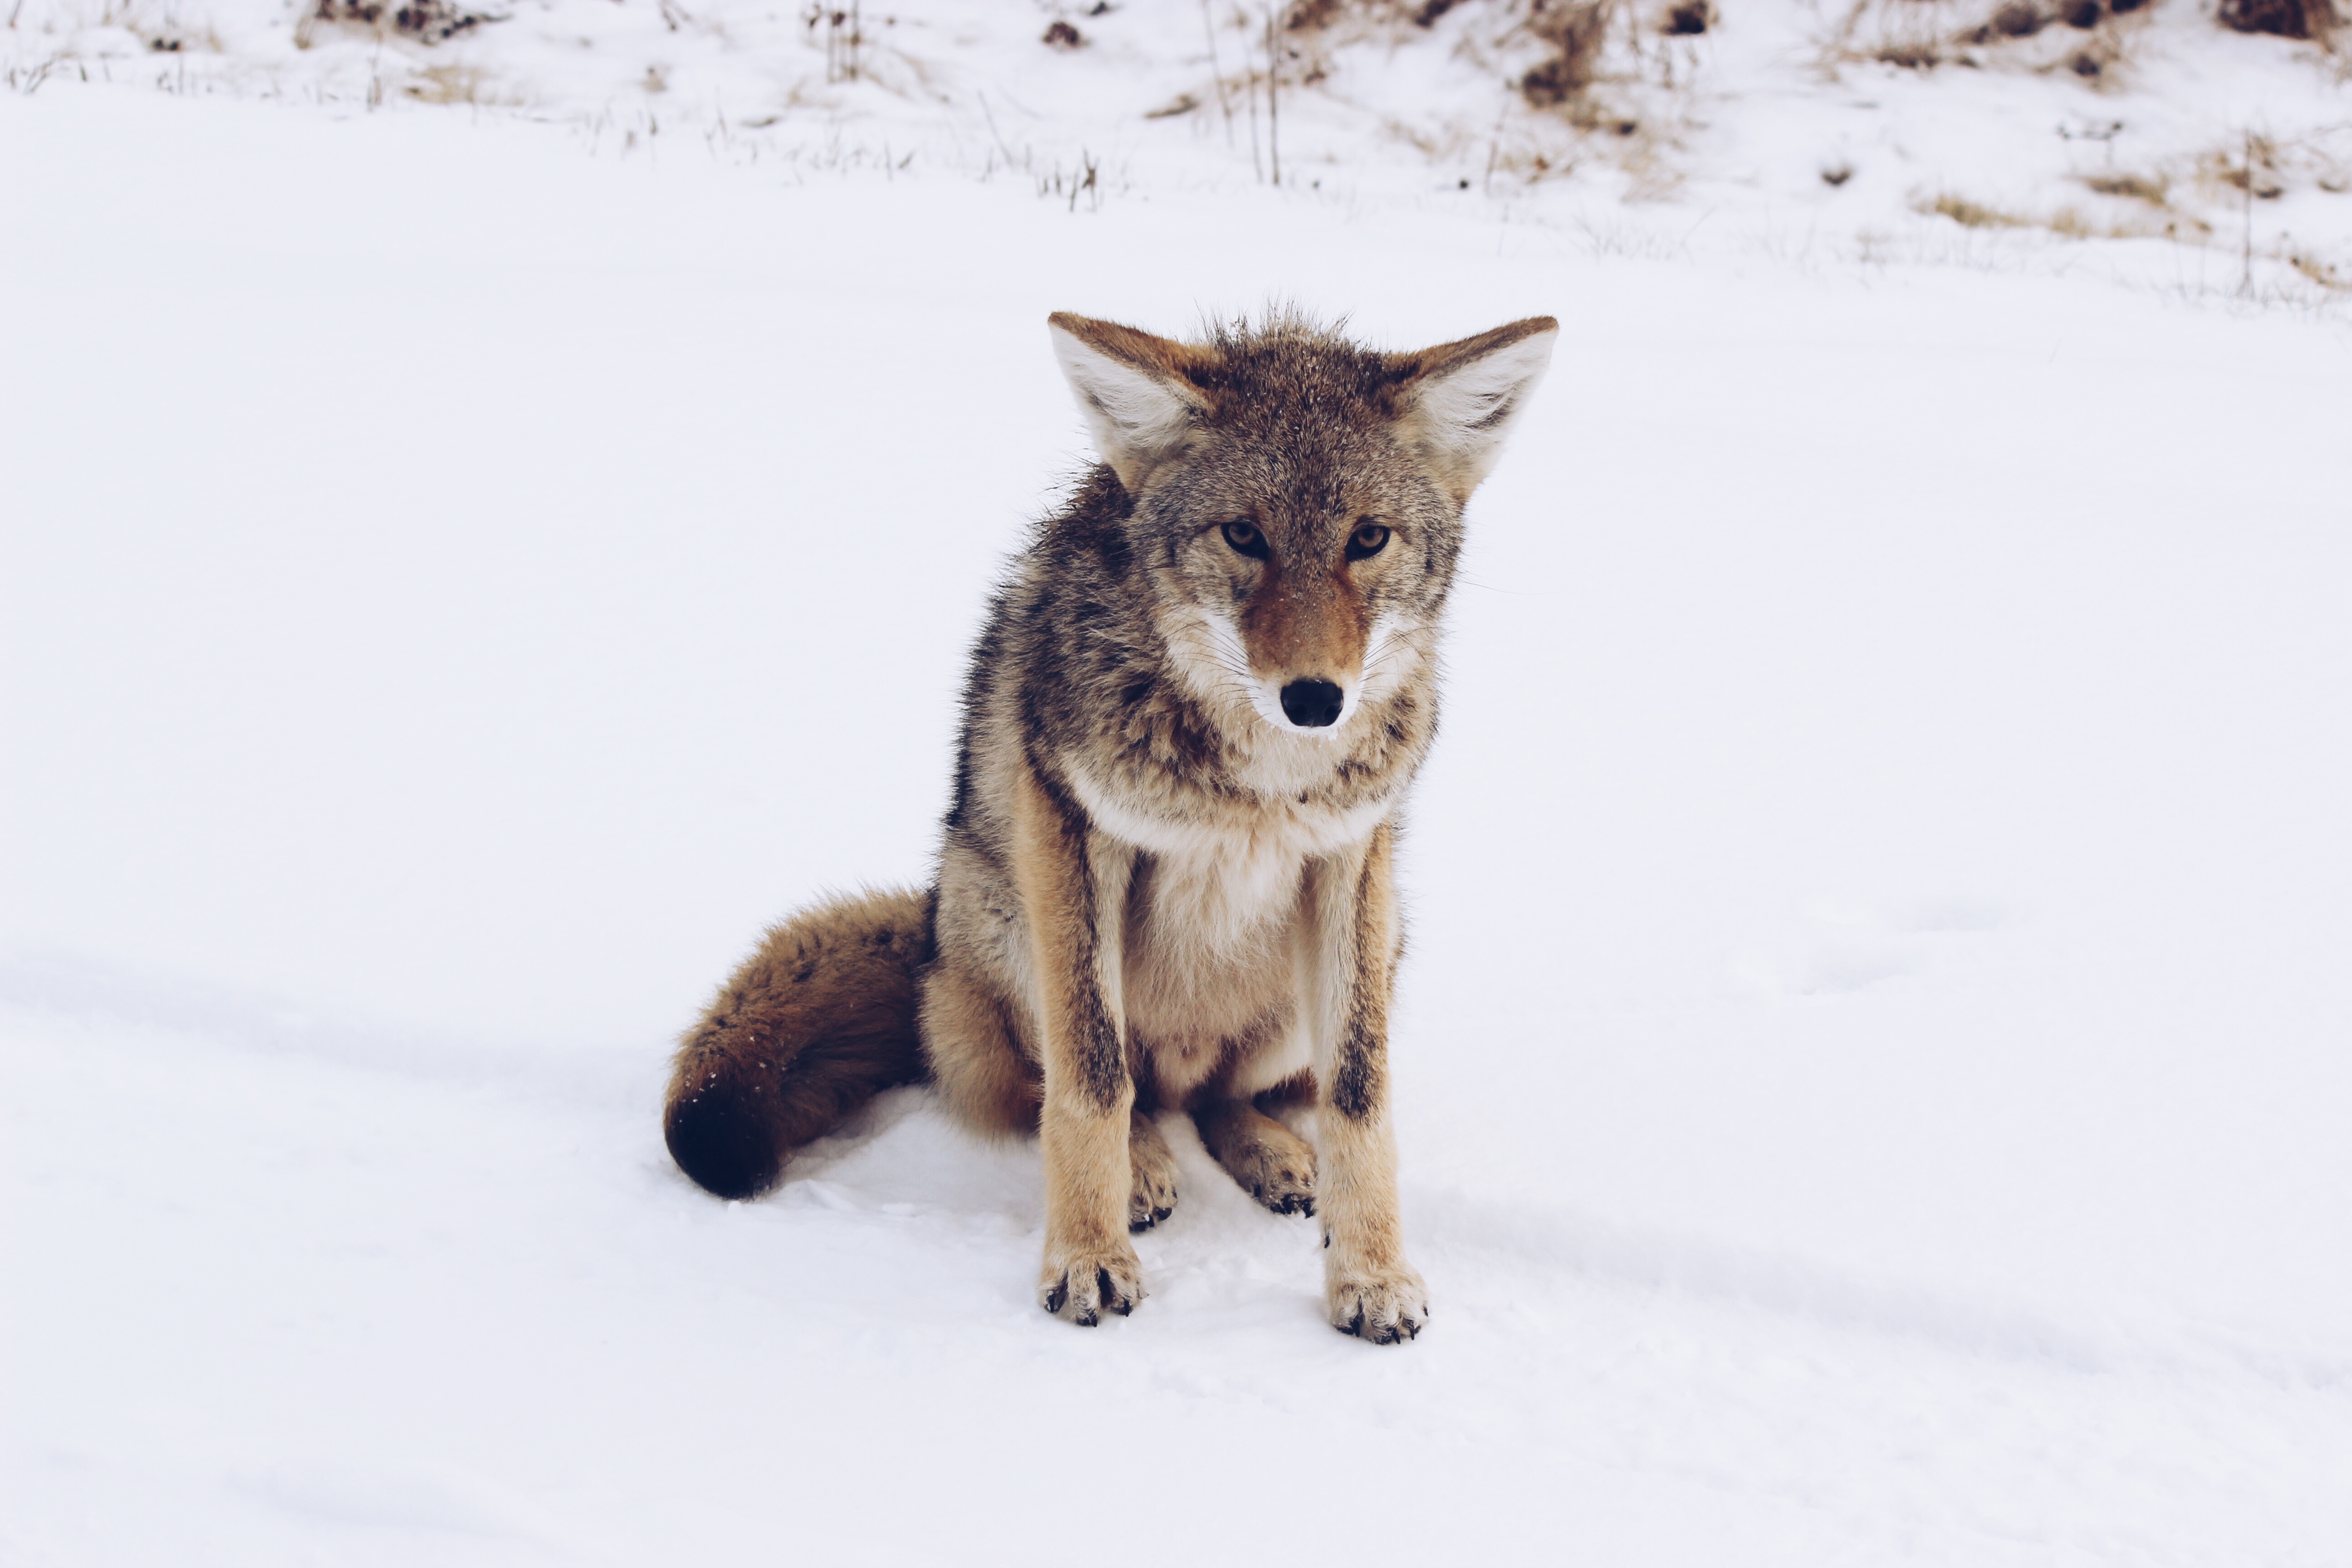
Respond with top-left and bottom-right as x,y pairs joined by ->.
663,309 -> 1555,1341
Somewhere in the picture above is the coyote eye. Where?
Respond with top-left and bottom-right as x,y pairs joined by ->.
1347,521 -> 1391,560
1220,521 -> 1269,560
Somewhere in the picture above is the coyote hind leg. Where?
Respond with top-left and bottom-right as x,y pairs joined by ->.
1129,1112 -> 1179,1232
917,954 -> 1042,1139
1194,1099 -> 1317,1217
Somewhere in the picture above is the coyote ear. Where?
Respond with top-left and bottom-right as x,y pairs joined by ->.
1393,316 -> 1558,505
1047,312 -> 1216,492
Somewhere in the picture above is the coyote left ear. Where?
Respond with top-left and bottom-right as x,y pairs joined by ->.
1393,316 -> 1558,505
1047,313 -> 1217,492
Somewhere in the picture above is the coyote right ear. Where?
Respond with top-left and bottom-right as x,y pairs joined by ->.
1047,313 -> 1218,492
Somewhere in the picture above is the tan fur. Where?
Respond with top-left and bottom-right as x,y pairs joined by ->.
1298,822 -> 1425,1338
661,309 -> 1555,1342
1008,764 -> 1145,1323
1238,551 -> 1372,689
1128,1113 -> 1181,1232
1193,1098 -> 1317,1215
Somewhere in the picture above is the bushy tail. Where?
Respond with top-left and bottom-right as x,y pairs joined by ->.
662,886 -> 936,1200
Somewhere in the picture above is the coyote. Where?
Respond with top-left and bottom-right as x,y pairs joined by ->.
663,310 -> 1555,1342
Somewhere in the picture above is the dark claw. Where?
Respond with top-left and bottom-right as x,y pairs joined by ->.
1073,1308 -> 1099,1327
1044,1281 -> 1068,1315
1154,1206 -> 1171,1223
1341,1304 -> 1364,1337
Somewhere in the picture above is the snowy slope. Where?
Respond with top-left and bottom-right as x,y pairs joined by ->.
6,73 -> 2352,1566
5,0 -> 2351,295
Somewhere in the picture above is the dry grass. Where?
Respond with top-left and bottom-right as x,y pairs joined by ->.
1830,0 -> 2152,85
1918,188 -> 2214,241
2286,250 -> 2351,289
405,63 -> 495,104
2081,171 -> 2168,203
1919,190 -> 2154,240
1926,191 -> 2037,229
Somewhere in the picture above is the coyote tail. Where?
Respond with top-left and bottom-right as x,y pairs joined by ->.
662,886 -> 936,1200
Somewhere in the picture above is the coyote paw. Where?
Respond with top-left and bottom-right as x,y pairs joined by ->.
1236,1136 -> 1316,1218
1129,1121 -> 1179,1233
1039,1244 -> 1144,1327
1204,1112 -> 1317,1216
1327,1264 -> 1428,1346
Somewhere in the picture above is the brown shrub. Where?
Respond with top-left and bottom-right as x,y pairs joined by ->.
1990,2 -> 2046,37
1874,40 -> 1943,68
1521,0 -> 1611,106
2217,0 -> 2338,39
312,0 -> 491,42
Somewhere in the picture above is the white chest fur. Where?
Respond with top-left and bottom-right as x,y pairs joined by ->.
1066,764 -> 1390,1088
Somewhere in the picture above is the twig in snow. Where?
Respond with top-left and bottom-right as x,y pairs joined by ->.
1264,5 -> 1280,186
1245,10 -> 1262,182
2241,129 -> 2255,296
1200,0 -> 1233,145
977,90 -> 1018,169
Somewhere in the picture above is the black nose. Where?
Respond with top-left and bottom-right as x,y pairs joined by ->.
1279,678 -> 1345,728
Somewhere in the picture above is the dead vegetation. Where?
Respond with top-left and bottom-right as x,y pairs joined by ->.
2287,248 -> 2351,287
304,0 -> 500,46
1833,0 -> 2342,86
2081,170 -> 2167,202
1263,0 -> 1708,178
1918,183 -> 2214,241
1914,122 -> 2352,296
1829,0 -> 2153,83
404,61 -> 498,102
2217,0 -> 2338,44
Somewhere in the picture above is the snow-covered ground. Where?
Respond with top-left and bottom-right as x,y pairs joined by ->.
7,0 -> 2352,297
5,44 -> 2352,1567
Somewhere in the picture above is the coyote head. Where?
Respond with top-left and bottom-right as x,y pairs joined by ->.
1048,309 -> 1555,741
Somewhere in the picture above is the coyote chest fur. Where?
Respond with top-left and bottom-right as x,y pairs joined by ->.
663,309 -> 1555,1342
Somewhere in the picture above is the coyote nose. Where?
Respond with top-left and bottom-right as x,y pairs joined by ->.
1279,679 -> 1345,728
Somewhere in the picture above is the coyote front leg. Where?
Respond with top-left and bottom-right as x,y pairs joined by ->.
1300,822 -> 1427,1344
1009,761 -> 1143,1326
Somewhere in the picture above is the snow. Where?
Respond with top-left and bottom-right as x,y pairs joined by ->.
5,0 -> 2351,295
5,37 -> 2352,1568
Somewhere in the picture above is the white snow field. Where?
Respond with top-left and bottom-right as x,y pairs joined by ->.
8,0 -> 2352,294
5,69 -> 2352,1568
